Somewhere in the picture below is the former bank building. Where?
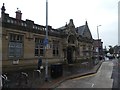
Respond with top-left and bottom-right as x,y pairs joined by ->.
1,4 -> 95,71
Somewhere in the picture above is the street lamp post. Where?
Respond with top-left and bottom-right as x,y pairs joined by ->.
97,25 -> 101,62
45,0 -> 48,81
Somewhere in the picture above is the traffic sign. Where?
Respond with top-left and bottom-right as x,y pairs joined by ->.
43,38 -> 48,46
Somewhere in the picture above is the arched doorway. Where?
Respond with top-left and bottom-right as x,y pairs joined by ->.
66,35 -> 77,64
67,46 -> 75,64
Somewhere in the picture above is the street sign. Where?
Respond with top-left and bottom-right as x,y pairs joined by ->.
43,38 -> 48,46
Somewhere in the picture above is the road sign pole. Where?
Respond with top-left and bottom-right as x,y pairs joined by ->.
45,0 -> 48,82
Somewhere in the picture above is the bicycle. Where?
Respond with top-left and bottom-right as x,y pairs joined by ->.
16,72 -> 28,88
1,73 -> 10,88
30,69 -> 43,87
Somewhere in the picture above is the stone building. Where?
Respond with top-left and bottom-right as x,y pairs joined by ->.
93,39 -> 103,60
1,4 -> 94,71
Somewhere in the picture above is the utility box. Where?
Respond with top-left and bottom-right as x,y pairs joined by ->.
51,63 -> 63,78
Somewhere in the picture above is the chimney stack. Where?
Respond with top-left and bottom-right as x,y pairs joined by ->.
15,8 -> 22,20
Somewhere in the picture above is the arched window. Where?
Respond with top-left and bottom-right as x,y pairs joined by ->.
68,35 -> 75,44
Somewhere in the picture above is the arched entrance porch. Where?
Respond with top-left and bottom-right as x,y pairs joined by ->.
67,46 -> 75,64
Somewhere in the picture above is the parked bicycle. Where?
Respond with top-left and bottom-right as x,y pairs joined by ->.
30,68 -> 44,87
1,73 -> 10,88
16,72 -> 28,88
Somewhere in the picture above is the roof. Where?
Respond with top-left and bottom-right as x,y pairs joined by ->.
76,21 -> 92,39
57,25 -> 67,30
77,25 -> 86,36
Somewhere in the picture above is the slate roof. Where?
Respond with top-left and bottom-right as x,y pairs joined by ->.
76,22 -> 92,39
56,20 -> 93,40
77,25 -> 86,36
57,26 -> 67,30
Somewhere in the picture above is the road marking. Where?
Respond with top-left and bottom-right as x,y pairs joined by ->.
72,73 -> 96,80
97,71 -> 101,73
91,83 -> 94,87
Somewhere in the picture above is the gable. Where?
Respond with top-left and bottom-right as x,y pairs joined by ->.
83,25 -> 92,39
77,22 -> 92,39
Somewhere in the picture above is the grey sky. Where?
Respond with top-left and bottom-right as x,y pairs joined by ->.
0,0 -> 119,48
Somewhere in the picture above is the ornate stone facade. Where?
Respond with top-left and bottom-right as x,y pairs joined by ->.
1,4 -> 94,71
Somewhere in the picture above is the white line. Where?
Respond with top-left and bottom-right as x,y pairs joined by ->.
91,83 -> 94,87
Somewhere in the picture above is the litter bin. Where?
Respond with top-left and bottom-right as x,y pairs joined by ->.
51,63 -> 63,78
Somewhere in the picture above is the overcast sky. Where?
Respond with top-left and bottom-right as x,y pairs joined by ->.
0,0 -> 119,48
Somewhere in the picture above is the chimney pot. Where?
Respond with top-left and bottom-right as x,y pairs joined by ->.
16,8 -> 22,20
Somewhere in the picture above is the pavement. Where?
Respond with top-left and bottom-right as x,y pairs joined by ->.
42,60 -> 103,89
57,60 -> 114,88
2,60 -> 103,89
111,58 -> 120,89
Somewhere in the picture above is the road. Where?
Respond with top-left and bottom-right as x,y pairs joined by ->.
57,60 -> 114,88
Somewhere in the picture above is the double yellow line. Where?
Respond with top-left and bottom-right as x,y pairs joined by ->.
72,73 -> 96,80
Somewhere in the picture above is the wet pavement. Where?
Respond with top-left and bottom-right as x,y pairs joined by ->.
1,60 -> 103,89
57,61 -> 114,88
111,58 -> 118,88
111,58 -> 120,89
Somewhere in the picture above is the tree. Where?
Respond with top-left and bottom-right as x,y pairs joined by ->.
103,46 -> 108,56
108,45 -> 114,54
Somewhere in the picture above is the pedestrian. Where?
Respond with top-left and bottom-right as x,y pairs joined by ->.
37,56 -> 42,70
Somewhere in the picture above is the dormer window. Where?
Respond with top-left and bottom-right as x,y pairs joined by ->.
33,25 -> 35,29
11,20 -> 14,24
24,23 -> 27,27
38,27 -> 40,30
21,22 -> 24,26
7,19 -> 10,23
14,21 -> 17,24
41,28 -> 43,31
35,26 -> 37,29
